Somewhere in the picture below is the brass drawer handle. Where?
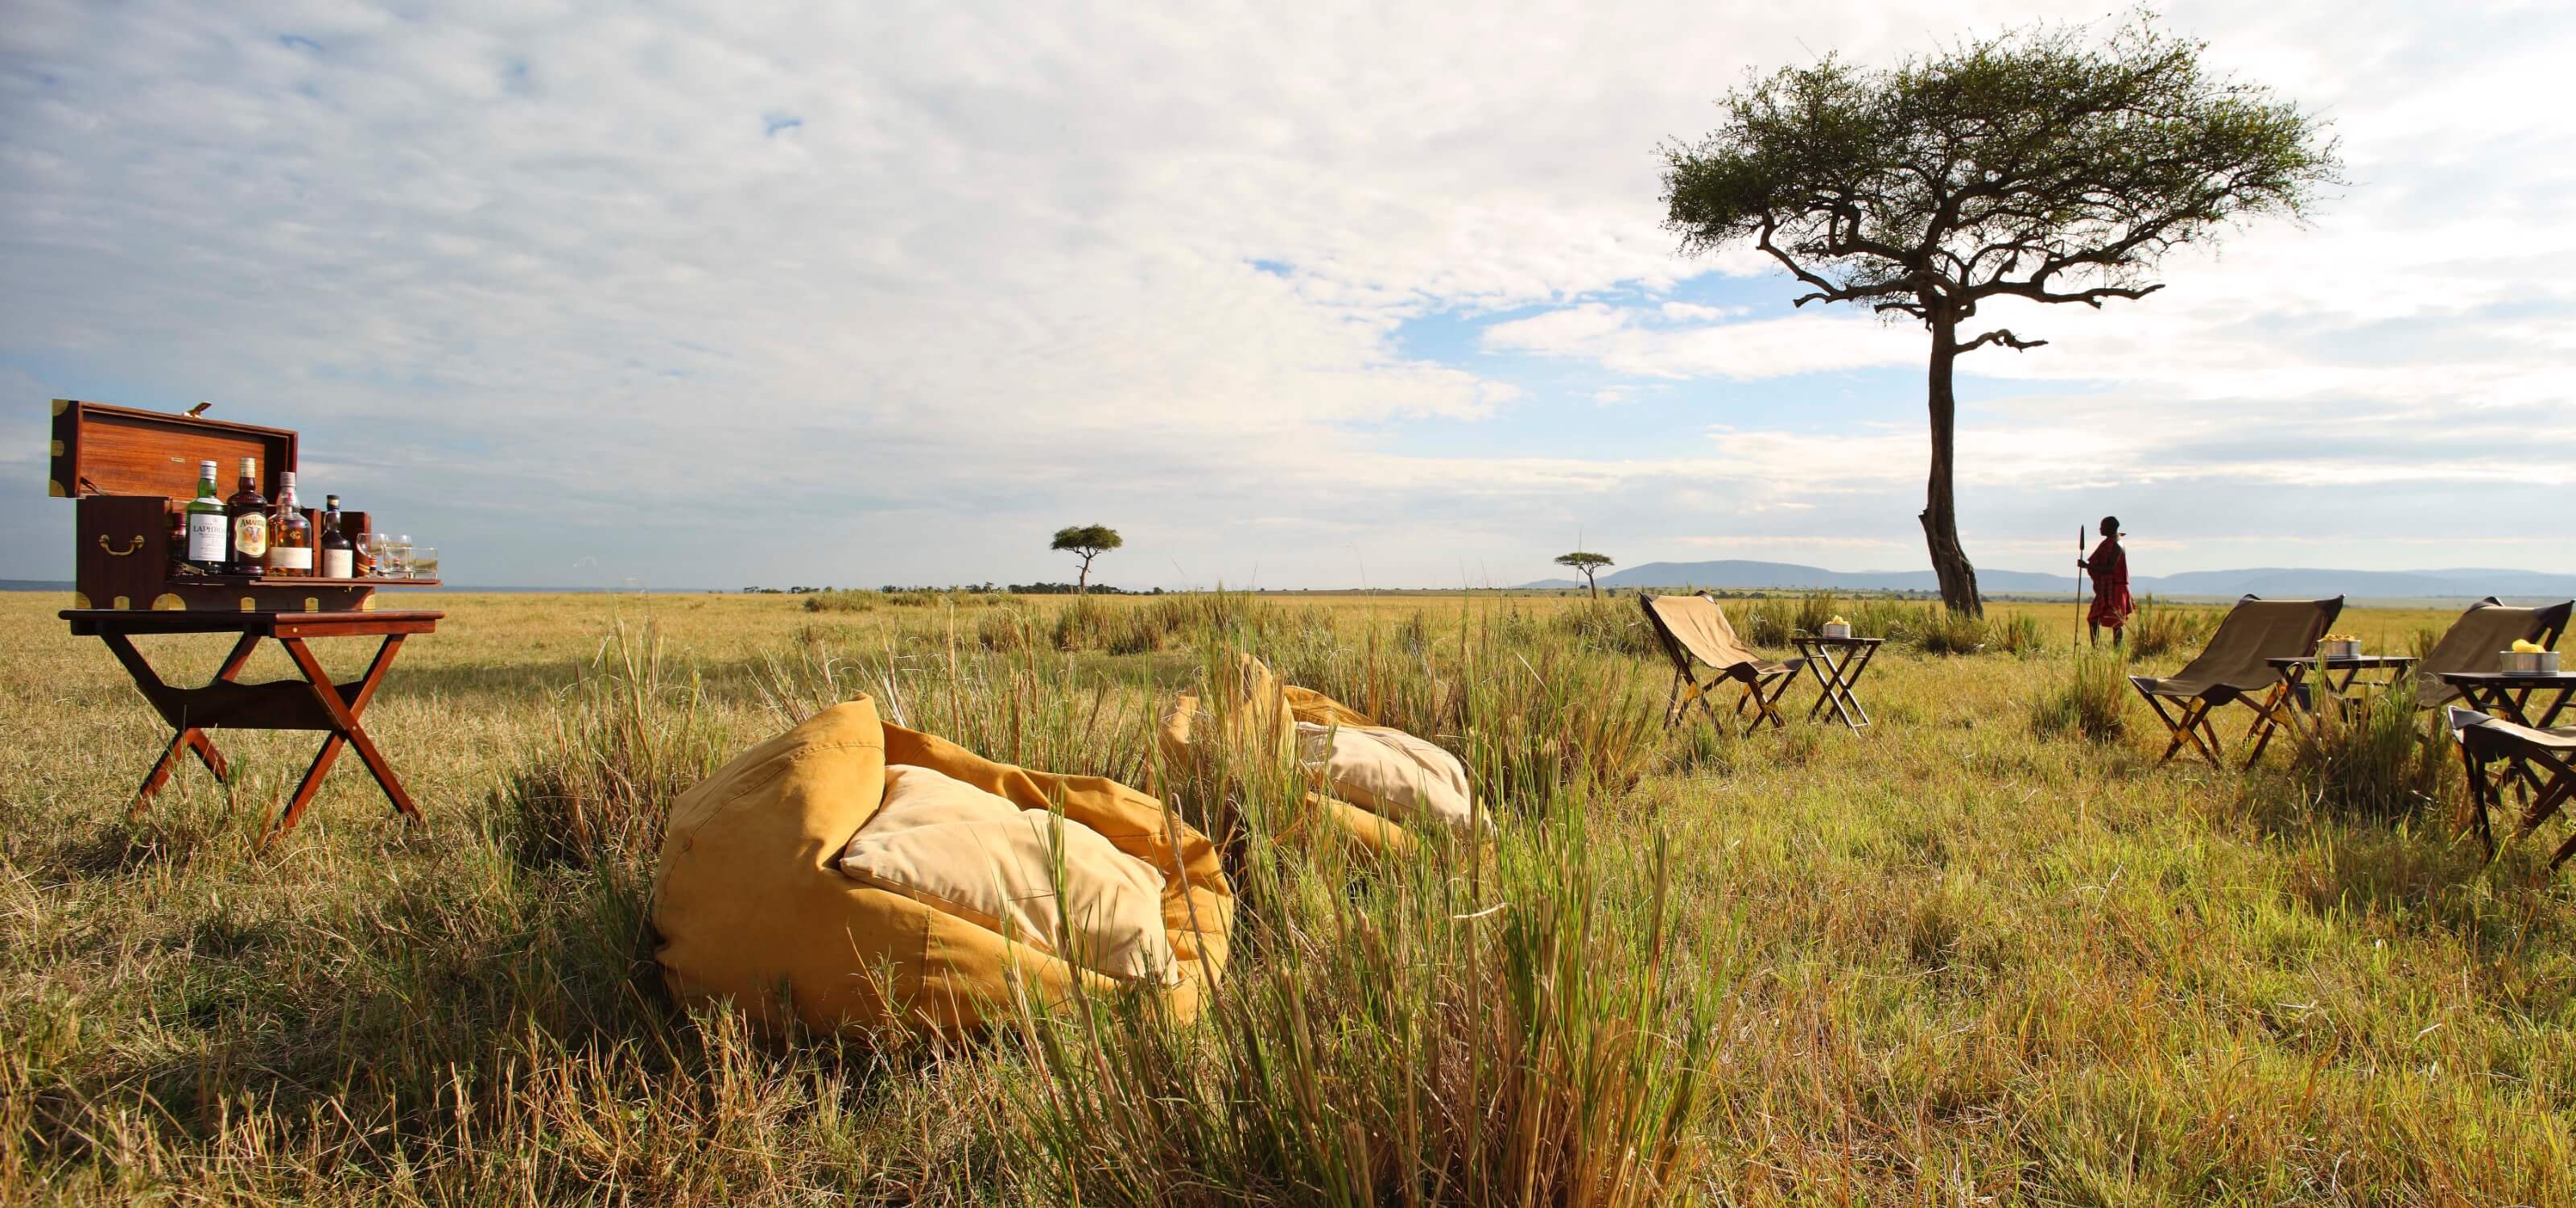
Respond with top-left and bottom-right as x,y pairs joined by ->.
100,533 -> 147,556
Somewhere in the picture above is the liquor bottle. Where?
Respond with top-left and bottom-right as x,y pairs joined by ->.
184,460 -> 228,572
319,494 -> 356,579
266,471 -> 313,577
225,457 -> 270,576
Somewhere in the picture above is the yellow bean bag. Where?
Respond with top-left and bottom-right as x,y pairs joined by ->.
1161,655 -> 1480,858
650,696 -> 1232,1037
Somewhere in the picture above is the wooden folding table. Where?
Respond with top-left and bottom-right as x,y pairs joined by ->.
2244,653 -> 2418,762
1790,634 -> 1885,734
2441,670 -> 2576,821
65,607 -> 443,840
2439,671 -> 2576,730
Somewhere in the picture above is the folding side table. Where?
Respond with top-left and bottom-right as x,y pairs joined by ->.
2245,653 -> 2418,763
1790,634 -> 1885,734
65,607 -> 443,842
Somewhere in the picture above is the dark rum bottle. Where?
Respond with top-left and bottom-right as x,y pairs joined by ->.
266,471 -> 312,577
225,457 -> 270,576
320,494 -> 356,579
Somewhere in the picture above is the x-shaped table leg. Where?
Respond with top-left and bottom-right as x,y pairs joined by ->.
269,635 -> 419,842
1800,645 -> 1876,733
105,630 -> 260,814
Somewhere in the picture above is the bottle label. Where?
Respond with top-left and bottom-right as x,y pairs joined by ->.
188,513 -> 226,561
322,548 -> 354,578
233,513 -> 268,559
270,545 -> 312,571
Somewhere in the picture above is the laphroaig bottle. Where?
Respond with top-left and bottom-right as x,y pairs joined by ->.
266,471 -> 312,577
184,460 -> 227,571
320,494 -> 355,579
225,457 -> 269,575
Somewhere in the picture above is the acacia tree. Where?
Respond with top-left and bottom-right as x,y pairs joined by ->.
1050,523 -> 1123,594
1554,551 -> 1616,598
1662,15 -> 2337,614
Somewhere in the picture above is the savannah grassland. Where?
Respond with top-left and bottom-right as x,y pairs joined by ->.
1,587 -> 2570,1206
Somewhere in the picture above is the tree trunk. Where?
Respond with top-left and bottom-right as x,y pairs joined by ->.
1077,557 -> 1090,596
1586,573 -> 1599,600
1919,319 -> 1984,616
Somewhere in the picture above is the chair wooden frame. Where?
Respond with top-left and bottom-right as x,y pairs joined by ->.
2128,594 -> 2343,770
1637,593 -> 1806,734
2450,708 -> 2576,872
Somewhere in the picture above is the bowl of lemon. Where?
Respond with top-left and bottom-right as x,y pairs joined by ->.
2502,639 -> 2560,674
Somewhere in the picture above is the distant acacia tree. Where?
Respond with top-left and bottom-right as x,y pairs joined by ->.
1049,524 -> 1124,594
1554,551 -> 1616,598
1662,14 -> 2338,614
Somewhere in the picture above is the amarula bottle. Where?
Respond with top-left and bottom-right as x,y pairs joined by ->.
266,470 -> 312,577
320,494 -> 355,579
225,457 -> 269,575
184,460 -> 227,572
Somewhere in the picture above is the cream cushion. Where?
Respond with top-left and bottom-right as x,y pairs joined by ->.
838,764 -> 1177,984
1294,722 -> 1478,830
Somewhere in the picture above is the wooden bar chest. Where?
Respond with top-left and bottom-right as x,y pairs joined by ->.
47,399 -> 436,611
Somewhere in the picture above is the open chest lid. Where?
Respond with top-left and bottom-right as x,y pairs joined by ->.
48,399 -> 298,503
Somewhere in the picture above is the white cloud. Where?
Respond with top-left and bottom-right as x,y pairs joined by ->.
1484,304 -> 1920,379
2,0 -> 2571,589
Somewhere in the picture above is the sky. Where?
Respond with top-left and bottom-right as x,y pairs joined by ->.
4,0 -> 2571,591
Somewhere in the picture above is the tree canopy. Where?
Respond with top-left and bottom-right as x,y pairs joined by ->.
1554,551 -> 1616,598
1662,13 -> 2338,613
1049,524 -> 1124,594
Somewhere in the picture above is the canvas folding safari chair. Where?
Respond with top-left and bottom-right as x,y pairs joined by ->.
2448,706 -> 2576,872
2414,597 -> 2573,709
2128,594 -> 2343,769
1638,593 -> 1807,734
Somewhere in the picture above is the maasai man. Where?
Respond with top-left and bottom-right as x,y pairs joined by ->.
2077,516 -> 2133,647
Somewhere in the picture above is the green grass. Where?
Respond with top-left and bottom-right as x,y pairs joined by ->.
2,590 -> 2570,1204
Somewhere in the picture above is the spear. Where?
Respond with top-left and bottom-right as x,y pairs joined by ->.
2074,526 -> 2087,650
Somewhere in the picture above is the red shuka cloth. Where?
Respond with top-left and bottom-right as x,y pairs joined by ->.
2087,538 -> 2133,627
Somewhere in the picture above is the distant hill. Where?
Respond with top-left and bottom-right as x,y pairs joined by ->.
1563,560 -> 2068,594
1517,560 -> 2576,601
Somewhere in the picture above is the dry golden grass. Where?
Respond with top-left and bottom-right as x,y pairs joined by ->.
2,588 -> 2569,1205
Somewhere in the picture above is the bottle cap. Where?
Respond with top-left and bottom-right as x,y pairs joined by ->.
200,460 -> 219,475
326,494 -> 341,507
238,457 -> 257,474
280,470 -> 296,484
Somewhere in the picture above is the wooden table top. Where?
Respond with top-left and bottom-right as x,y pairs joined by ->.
2438,670 -> 2574,687
62,609 -> 444,638
1793,634 -> 1887,646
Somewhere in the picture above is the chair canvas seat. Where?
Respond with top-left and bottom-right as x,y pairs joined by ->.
2128,594 -> 2343,769
2414,597 -> 2572,708
1637,593 -> 1808,734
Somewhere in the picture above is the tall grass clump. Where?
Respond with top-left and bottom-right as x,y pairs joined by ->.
1550,597 -> 1656,658
1909,607 -> 1990,656
2125,595 -> 2213,660
802,588 -> 879,613
1050,590 -> 1295,655
1986,612 -> 2047,656
1265,611 -> 1662,805
2029,650 -> 2129,742
2283,675 -> 2452,821
1006,796 -> 1710,1207
497,619 -> 728,867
